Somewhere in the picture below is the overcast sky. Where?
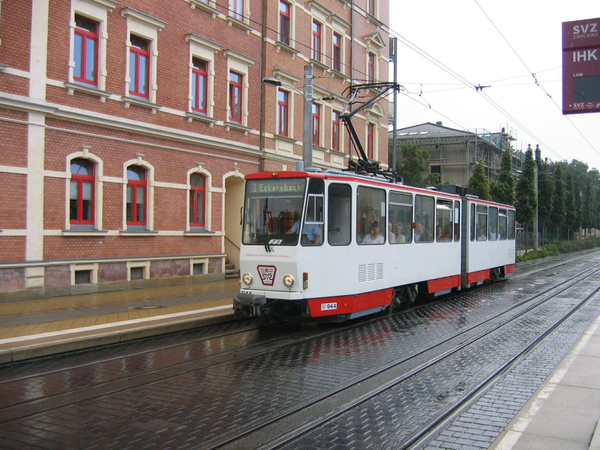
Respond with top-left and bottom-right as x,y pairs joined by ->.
388,1 -> 600,170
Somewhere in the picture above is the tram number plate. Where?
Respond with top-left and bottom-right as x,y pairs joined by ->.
321,302 -> 337,311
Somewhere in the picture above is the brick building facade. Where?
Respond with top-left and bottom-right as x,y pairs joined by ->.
0,0 -> 390,300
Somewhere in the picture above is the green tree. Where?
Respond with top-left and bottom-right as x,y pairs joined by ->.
588,169 -> 600,231
550,164 -> 565,240
515,146 -> 537,251
396,142 -> 429,187
573,177 -> 582,238
425,172 -> 441,189
490,148 -> 515,205
595,188 -> 600,231
582,178 -> 593,238
468,160 -> 491,200
564,172 -> 576,240
536,150 -> 553,246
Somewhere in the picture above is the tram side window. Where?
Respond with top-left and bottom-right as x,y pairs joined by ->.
436,199 -> 453,242
389,192 -> 412,244
454,201 -> 461,242
508,209 -> 516,240
303,178 -> 325,246
470,203 -> 476,241
415,195 -> 434,242
488,207 -> 498,241
328,183 -> 351,246
476,205 -> 488,241
357,186 -> 386,244
499,209 -> 508,240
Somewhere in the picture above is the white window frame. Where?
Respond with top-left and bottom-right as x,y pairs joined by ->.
185,34 -> 221,118
122,156 -> 155,231
229,0 -> 249,24
331,15 -> 350,76
270,69 -> 300,149
65,148 -> 104,231
365,104 -> 384,162
121,7 -> 167,105
367,51 -> 376,83
186,164 -> 213,232
223,49 -> 255,129
367,0 -> 378,18
190,258 -> 209,276
70,263 -> 99,285
309,1 -> 331,66
278,0 -> 295,48
68,0 -> 117,99
127,261 -> 150,281
364,33 -> 385,86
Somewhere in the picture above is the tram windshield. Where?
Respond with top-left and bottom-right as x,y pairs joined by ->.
242,178 -> 307,247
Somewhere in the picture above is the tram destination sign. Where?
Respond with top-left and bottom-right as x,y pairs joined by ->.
562,17 -> 600,114
248,178 -> 305,195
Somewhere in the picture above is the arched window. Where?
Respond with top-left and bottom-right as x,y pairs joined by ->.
70,159 -> 94,224
127,166 -> 146,226
190,174 -> 206,227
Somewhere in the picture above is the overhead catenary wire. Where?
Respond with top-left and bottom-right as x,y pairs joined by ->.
379,2 -> 599,163
473,0 -> 600,159
208,0 -> 598,168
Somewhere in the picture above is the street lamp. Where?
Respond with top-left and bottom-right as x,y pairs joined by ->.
263,65 -> 314,170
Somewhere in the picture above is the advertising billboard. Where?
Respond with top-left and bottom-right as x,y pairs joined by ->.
562,17 -> 600,115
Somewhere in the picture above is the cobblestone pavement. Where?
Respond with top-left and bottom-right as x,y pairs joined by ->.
0,251 -> 599,449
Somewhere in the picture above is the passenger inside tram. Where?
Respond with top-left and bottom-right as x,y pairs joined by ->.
362,221 -> 385,244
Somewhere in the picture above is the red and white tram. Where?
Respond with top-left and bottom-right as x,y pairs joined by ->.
233,169 -> 516,322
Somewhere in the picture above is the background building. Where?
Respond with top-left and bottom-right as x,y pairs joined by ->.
0,0 -> 390,300
390,122 -> 522,186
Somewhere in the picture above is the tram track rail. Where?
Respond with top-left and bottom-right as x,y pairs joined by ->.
208,263 -> 600,449
0,253 -> 599,448
0,246 -> 585,388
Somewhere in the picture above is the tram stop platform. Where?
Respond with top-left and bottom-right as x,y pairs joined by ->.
0,279 -> 239,364
0,279 -> 599,449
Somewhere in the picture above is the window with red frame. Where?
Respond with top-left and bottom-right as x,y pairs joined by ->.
229,71 -> 243,123
279,1 -> 291,46
367,0 -> 376,16
192,58 -> 208,113
129,35 -> 149,98
70,159 -> 94,224
312,21 -> 322,62
368,52 -> 375,83
332,110 -> 340,151
74,15 -> 98,86
333,32 -> 342,72
232,0 -> 243,20
126,166 -> 146,226
312,103 -> 320,145
278,89 -> 289,136
367,123 -> 374,159
189,174 -> 206,227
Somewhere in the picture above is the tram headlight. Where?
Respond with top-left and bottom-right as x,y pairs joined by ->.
283,275 -> 295,288
242,273 -> 253,286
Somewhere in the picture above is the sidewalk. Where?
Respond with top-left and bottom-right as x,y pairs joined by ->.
0,279 -> 239,364
1,279 -> 600,449
491,311 -> 600,450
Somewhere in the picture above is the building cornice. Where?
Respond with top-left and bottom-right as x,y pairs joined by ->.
0,93 -> 260,157
80,0 -> 119,11
121,7 -> 167,30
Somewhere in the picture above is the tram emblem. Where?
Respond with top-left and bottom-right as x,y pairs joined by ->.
257,265 -> 277,286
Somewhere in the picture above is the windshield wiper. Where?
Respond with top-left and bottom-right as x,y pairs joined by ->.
263,200 -> 273,252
